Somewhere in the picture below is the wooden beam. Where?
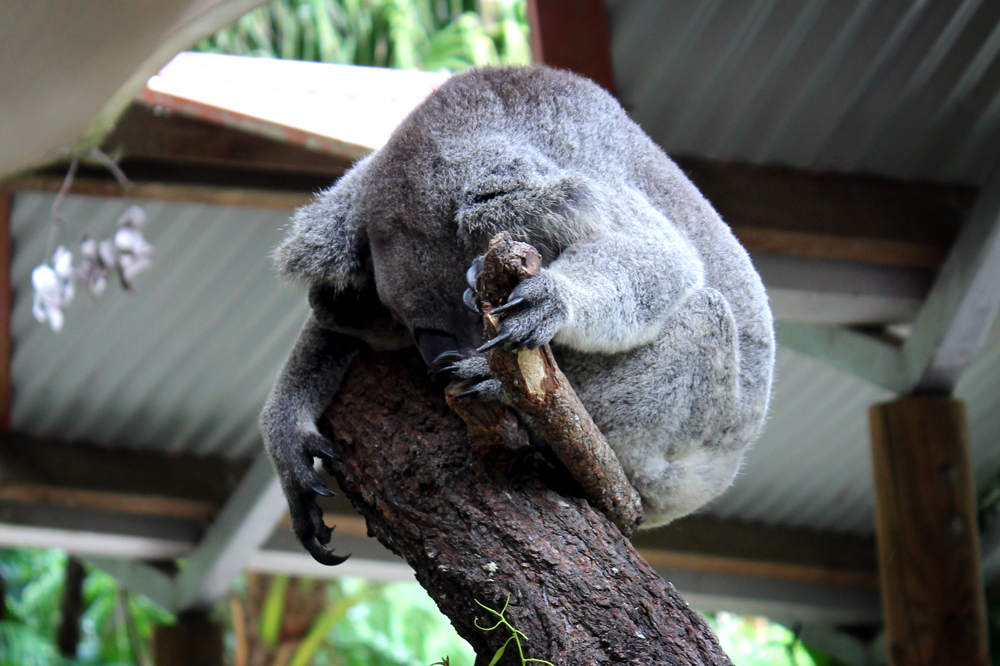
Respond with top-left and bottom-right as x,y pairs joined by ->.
633,513 -> 878,590
732,226 -> 944,269
0,175 -> 312,210
870,397 -> 988,666
153,612 -> 223,666
775,322 -> 907,393
528,0 -> 616,93
0,193 -> 10,430
902,163 -> 1000,392
0,433 -> 247,504
105,103 -> 353,177
171,452 -> 286,611
6,147 -> 974,274
1,432 -> 880,598
0,483 -> 217,521
678,157 -> 972,270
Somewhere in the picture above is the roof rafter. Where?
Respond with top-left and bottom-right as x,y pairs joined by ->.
779,163 -> 1000,395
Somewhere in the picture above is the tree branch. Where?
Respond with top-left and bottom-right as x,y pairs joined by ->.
476,232 -> 643,536
324,347 -> 732,664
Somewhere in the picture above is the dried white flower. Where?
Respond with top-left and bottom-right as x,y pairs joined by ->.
31,246 -> 75,332
114,205 -> 152,286
76,235 -> 109,297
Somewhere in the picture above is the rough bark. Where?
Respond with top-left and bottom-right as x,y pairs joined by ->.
477,233 -> 643,536
323,348 -> 733,665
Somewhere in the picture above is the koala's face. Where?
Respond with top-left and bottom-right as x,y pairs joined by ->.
366,214 -> 483,362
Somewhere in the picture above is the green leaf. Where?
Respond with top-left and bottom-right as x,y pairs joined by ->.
288,589 -> 369,666
259,574 -> 289,647
487,636 -> 514,666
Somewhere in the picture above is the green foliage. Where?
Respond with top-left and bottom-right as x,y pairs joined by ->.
194,0 -> 531,72
474,595 -> 553,666
0,548 -> 172,666
76,568 -> 173,665
0,621 -> 67,666
707,613 -> 817,666
259,574 -> 290,647
304,578 -> 476,666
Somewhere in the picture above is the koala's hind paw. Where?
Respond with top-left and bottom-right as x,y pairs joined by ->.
289,490 -> 348,566
267,421 -> 351,566
431,349 -> 510,404
455,378 -> 506,401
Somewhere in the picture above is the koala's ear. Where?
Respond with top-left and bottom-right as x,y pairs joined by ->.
272,180 -> 369,290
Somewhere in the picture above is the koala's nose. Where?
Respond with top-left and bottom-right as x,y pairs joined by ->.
413,329 -> 461,367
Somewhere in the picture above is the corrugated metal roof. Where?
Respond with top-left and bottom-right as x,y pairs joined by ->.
9,192 -> 308,459
708,331 -> 1000,535
608,0 -> 1000,185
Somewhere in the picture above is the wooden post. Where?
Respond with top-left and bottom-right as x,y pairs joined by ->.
869,397 -> 988,666
0,193 -> 12,431
153,612 -> 223,666
527,0 -> 616,94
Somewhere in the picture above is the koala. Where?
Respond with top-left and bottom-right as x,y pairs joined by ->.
260,66 -> 775,565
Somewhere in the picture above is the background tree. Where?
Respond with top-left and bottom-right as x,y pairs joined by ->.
194,0 -> 531,72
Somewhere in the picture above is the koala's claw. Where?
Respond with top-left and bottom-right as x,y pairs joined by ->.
287,486 -> 349,565
456,378 -> 506,402
430,350 -> 465,372
304,534 -> 349,566
463,288 -> 481,313
311,442 -> 343,464
311,481 -> 335,497
466,257 -> 484,290
490,296 -> 525,315
477,330 -> 513,353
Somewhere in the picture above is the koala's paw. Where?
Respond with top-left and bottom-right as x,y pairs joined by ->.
265,420 -> 350,566
478,271 -> 567,352
430,349 -> 508,403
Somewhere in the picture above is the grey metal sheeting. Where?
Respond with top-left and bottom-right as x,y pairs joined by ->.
10,192 -> 308,460
608,0 -> 1000,186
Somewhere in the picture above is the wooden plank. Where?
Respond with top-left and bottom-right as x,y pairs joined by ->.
528,0 -> 616,93
0,193 -> 10,430
902,164 -> 1000,392
0,433 -> 247,504
0,175 -> 312,210
0,482 -> 217,520
678,157 -> 972,270
732,226 -> 944,269
870,397 -> 988,666
106,104 -> 353,177
153,613 -> 223,666
775,322 -> 907,394
638,549 -> 878,590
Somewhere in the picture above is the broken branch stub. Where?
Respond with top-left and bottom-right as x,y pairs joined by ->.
476,232 -> 644,536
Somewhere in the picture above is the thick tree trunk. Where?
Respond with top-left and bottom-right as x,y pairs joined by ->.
324,348 -> 732,665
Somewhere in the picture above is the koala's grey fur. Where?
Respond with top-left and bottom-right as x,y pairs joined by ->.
261,66 -> 775,564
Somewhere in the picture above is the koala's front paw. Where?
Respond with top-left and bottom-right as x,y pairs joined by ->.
430,349 -> 508,403
478,271 -> 567,352
263,416 -> 349,566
